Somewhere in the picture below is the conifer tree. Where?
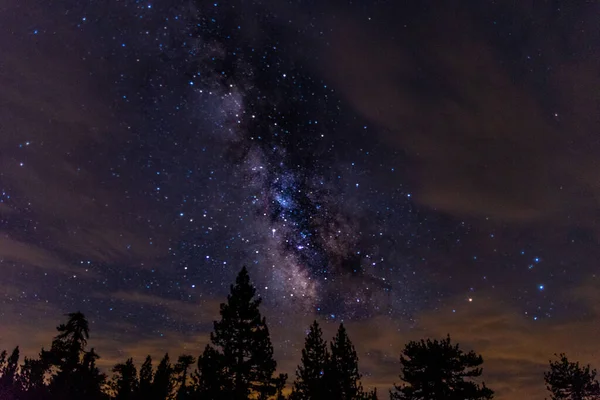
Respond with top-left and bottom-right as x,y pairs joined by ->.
138,355 -> 154,399
112,358 -> 139,400
194,344 -> 230,399
174,354 -> 196,400
544,353 -> 600,400
210,266 -> 286,399
0,346 -> 20,398
151,353 -> 174,400
326,323 -> 363,400
18,355 -> 49,397
291,320 -> 329,400
390,335 -> 493,400
76,348 -> 106,400
43,311 -> 107,400
45,311 -> 90,374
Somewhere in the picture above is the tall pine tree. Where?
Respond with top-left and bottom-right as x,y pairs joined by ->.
390,335 -> 493,400
291,320 -> 329,400
326,323 -> 363,400
210,266 -> 286,399
43,311 -> 108,400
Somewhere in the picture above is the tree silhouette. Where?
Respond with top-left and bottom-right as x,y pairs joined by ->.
363,387 -> 378,400
210,266 -> 286,399
17,354 -> 50,398
41,311 -> 108,400
326,323 -> 364,400
194,344 -> 230,399
112,358 -> 139,400
174,354 -> 196,400
151,353 -> 174,400
390,335 -> 493,400
291,320 -> 329,400
0,346 -> 20,398
138,355 -> 154,399
77,347 -> 107,400
544,353 -> 600,400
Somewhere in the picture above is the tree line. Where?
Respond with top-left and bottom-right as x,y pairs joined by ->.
0,267 -> 597,399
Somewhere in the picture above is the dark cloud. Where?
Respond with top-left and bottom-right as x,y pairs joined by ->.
318,3 -> 600,225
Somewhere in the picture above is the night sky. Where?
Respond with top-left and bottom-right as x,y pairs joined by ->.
1,1 -> 600,398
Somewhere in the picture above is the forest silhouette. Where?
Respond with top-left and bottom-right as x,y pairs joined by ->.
0,267 -> 597,399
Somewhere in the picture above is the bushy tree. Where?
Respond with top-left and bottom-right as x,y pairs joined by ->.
544,353 -> 600,400
291,320 -> 329,400
390,335 -> 493,400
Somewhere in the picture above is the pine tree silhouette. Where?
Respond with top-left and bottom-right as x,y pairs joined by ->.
77,348 -> 107,400
41,311 -> 108,400
194,344 -> 230,399
151,353 -> 174,400
326,323 -> 364,400
390,335 -> 493,400
174,354 -> 196,400
0,346 -> 20,398
138,355 -> 154,400
544,353 -> 600,400
210,266 -> 286,399
112,358 -> 139,400
290,320 -> 329,400
17,354 -> 50,398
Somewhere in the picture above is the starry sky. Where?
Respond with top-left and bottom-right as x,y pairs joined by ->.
1,0 -> 600,398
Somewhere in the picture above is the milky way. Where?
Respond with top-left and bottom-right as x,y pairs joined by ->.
83,0 -> 427,321
6,0 -> 600,397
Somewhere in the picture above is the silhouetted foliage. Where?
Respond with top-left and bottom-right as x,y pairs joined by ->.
38,311 -> 108,400
194,344 -> 230,399
291,320 -> 329,400
390,335 -> 493,400
18,354 -> 50,398
210,266 -> 287,399
326,323 -> 364,400
0,268 -> 507,400
0,346 -> 20,398
174,354 -> 196,400
112,358 -> 139,400
138,355 -> 154,399
77,347 -> 107,400
364,387 -> 378,400
544,353 -> 600,400
151,353 -> 174,400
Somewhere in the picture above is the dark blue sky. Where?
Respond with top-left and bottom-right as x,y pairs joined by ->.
1,1 -> 599,398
